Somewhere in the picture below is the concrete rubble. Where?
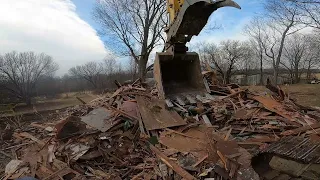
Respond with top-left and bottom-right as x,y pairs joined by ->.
1,75 -> 320,180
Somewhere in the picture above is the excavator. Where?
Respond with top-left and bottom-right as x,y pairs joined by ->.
154,0 -> 241,99
154,1 -> 320,179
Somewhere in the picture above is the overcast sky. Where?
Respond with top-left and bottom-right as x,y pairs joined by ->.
0,0 -> 265,75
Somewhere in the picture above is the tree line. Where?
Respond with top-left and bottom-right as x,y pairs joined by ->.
194,0 -> 320,84
0,52 -> 136,105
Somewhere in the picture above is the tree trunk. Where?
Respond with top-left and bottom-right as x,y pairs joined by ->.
25,96 -> 32,106
225,69 -> 232,84
225,77 -> 230,84
274,25 -> 292,85
91,82 -> 97,89
273,68 -> 278,84
260,54 -> 264,85
138,55 -> 148,81
294,67 -> 300,83
307,62 -> 312,81
244,74 -> 248,86
244,68 -> 249,86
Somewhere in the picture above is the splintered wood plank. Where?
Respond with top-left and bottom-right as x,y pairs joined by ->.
203,77 -> 211,93
175,96 -> 186,106
165,99 -> 174,108
136,96 -> 187,130
196,95 -> 210,103
205,93 -> 215,100
201,115 -> 212,127
185,94 -> 196,104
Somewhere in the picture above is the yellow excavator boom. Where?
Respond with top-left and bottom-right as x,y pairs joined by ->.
167,0 -> 185,22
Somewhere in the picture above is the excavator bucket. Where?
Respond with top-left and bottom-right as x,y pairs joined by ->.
154,0 -> 241,99
154,52 -> 206,99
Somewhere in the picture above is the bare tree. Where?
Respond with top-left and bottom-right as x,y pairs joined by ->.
69,62 -> 104,89
104,57 -> 117,76
260,0 -> 303,84
304,33 -> 320,80
244,18 -> 267,85
239,43 -> 257,85
282,34 -> 307,83
103,57 -> 128,85
93,0 -> 166,80
0,51 -> 58,105
286,0 -> 320,28
201,40 -> 248,84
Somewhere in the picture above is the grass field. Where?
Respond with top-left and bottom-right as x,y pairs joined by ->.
248,84 -> 320,107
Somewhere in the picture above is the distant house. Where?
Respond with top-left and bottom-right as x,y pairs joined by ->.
232,69 -> 320,85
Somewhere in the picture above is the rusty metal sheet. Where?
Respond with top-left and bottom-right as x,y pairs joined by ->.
136,96 -> 187,130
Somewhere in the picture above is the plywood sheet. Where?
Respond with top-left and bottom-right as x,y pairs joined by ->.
136,96 -> 186,130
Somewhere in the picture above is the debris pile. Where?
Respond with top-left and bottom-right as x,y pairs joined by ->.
1,78 -> 320,180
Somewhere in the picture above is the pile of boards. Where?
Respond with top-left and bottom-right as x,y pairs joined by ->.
2,78 -> 320,180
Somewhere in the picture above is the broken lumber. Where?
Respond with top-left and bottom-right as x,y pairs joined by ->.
136,96 -> 186,130
281,122 -> 320,136
149,144 -> 196,180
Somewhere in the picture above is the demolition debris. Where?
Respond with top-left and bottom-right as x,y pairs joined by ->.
1,77 -> 320,180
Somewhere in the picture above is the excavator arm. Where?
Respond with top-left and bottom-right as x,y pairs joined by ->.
154,0 -> 241,99
166,0 -> 241,53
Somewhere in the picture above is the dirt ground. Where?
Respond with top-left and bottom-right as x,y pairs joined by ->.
248,84 -> 320,107
0,93 -> 98,130
6,93 -> 99,116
